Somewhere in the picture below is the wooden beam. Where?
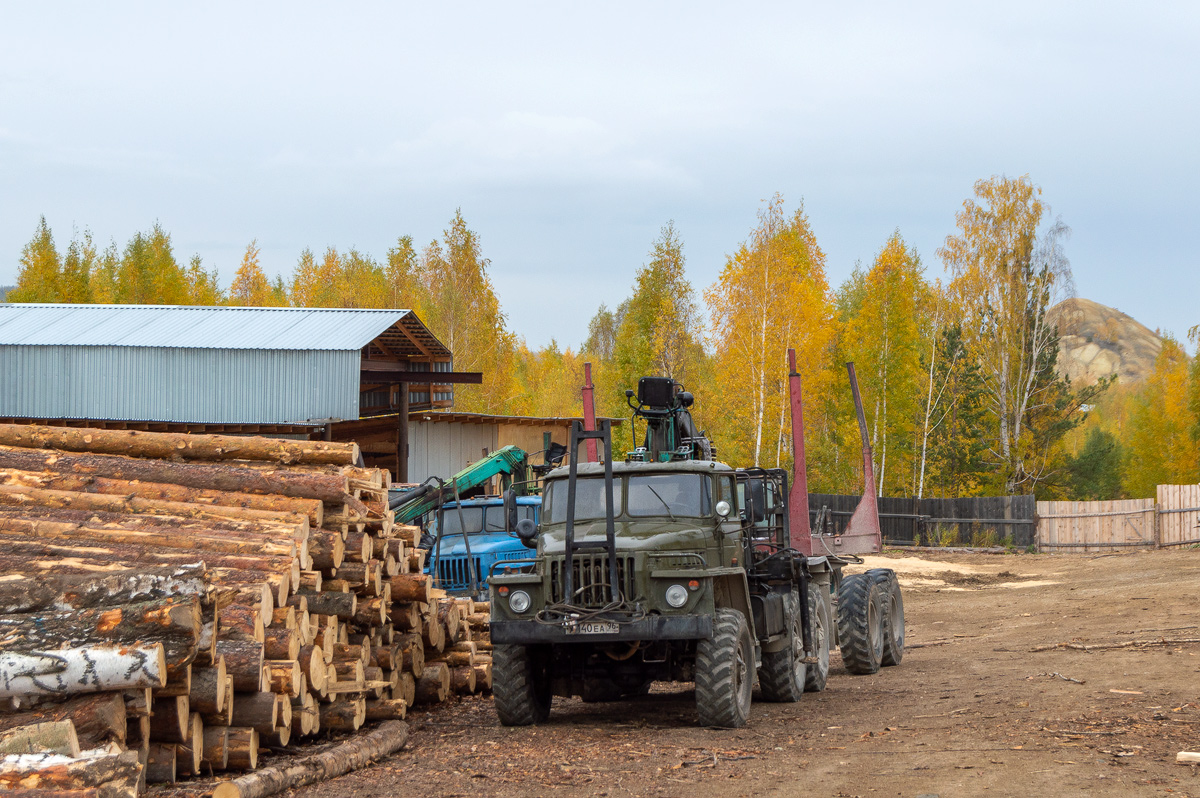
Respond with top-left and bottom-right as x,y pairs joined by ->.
358,366 -> 481,385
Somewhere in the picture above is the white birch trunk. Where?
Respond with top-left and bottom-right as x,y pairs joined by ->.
0,644 -> 166,698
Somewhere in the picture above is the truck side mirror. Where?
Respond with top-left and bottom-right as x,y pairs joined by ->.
503,488 -> 517,531
516,517 -> 539,549
747,479 -> 766,524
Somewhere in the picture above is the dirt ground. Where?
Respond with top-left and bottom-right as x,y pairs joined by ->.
296,549 -> 1200,797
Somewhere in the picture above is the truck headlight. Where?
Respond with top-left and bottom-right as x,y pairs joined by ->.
509,590 -> 531,614
665,584 -> 688,608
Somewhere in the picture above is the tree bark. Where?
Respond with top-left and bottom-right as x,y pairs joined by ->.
0,721 -> 80,757
0,596 -> 200,677
215,641 -> 264,693
413,662 -> 449,704
0,694 -> 126,747
190,659 -> 227,717
317,699 -> 364,733
149,695 -> 191,743
0,483 -> 309,532
389,573 -> 430,603
0,642 -> 167,699
146,742 -> 177,784
0,469 -> 323,527
0,748 -> 142,795
0,446 -> 350,502
230,694 -> 277,736
0,563 -> 207,615
0,424 -> 360,466
199,719 -> 407,798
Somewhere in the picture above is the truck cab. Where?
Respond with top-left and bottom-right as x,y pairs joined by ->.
426,495 -> 542,597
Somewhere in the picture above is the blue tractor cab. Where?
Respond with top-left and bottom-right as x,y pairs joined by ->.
426,495 -> 542,597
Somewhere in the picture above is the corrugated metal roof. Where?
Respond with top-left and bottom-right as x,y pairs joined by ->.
0,304 -> 444,353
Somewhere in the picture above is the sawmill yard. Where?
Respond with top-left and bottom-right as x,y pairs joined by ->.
300,548 -> 1200,798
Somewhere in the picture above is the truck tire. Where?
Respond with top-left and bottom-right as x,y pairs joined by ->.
493,644 -> 552,725
759,590 -> 806,702
803,582 -> 832,692
867,568 -> 905,666
695,608 -> 754,728
837,573 -> 883,675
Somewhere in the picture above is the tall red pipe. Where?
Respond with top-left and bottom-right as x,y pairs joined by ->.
787,348 -> 812,554
582,362 -> 598,463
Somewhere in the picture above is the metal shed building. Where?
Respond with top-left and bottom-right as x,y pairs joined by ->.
0,304 -> 456,423
0,304 -> 483,480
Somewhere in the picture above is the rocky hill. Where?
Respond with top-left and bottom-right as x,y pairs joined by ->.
1048,297 -> 1162,385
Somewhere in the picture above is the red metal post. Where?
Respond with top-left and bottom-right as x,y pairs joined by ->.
787,348 -> 812,554
582,362 -> 598,463
840,362 -> 883,554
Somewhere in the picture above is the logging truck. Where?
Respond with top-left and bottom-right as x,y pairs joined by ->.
488,355 -> 905,728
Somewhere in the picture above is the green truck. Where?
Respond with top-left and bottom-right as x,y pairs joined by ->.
489,361 -> 904,728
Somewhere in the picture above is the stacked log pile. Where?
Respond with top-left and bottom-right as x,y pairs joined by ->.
0,424 -> 491,795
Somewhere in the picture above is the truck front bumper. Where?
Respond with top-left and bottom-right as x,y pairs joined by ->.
490,614 -> 712,644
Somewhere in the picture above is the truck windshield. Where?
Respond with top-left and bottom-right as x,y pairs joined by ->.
545,474 -> 712,522
438,504 -> 536,536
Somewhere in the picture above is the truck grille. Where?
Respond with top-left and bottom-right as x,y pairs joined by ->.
550,554 -> 636,606
435,557 -> 482,591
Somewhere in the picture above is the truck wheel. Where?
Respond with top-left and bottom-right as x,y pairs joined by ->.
493,644 -> 552,725
695,608 -> 754,728
759,591 -> 806,702
867,569 -> 905,666
837,573 -> 883,675
803,582 -> 831,692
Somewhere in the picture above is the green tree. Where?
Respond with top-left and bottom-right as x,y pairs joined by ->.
418,210 -> 516,413
8,217 -> 62,303
115,224 -> 188,304
611,222 -> 705,415
939,175 -> 1098,495
59,229 -> 96,303
185,255 -> 224,304
1066,427 -> 1124,500
385,236 -> 427,313
1124,337 -> 1199,495
705,196 -> 834,473
840,231 -> 929,495
228,240 -> 276,306
919,324 -> 991,497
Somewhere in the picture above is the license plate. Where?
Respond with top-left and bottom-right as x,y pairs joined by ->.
565,621 -> 620,635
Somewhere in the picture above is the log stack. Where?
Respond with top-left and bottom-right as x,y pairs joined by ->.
0,424 -> 497,794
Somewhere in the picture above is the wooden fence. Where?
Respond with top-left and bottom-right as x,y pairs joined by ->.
808,493 -> 1037,548
1036,484 -> 1200,551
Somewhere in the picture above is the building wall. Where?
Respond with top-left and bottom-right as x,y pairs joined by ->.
0,345 -> 360,424
407,420 -> 500,484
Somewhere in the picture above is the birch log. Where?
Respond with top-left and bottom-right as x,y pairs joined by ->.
0,564 -> 208,615
0,644 -> 167,698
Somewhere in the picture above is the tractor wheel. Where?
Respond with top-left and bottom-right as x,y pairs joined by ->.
803,581 -> 832,692
493,644 -> 552,725
695,608 -> 754,728
867,568 -> 905,666
759,591 -> 806,702
837,573 -> 883,675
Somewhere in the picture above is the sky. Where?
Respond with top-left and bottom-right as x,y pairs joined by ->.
1,2 -> 1197,351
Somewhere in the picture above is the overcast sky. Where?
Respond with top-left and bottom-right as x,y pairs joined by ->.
2,2 -> 1196,351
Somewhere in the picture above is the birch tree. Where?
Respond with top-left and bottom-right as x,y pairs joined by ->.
705,195 -> 833,470
939,175 -> 1093,495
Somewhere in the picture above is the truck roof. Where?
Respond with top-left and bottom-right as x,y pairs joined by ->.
545,459 -> 735,480
443,495 -> 542,507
